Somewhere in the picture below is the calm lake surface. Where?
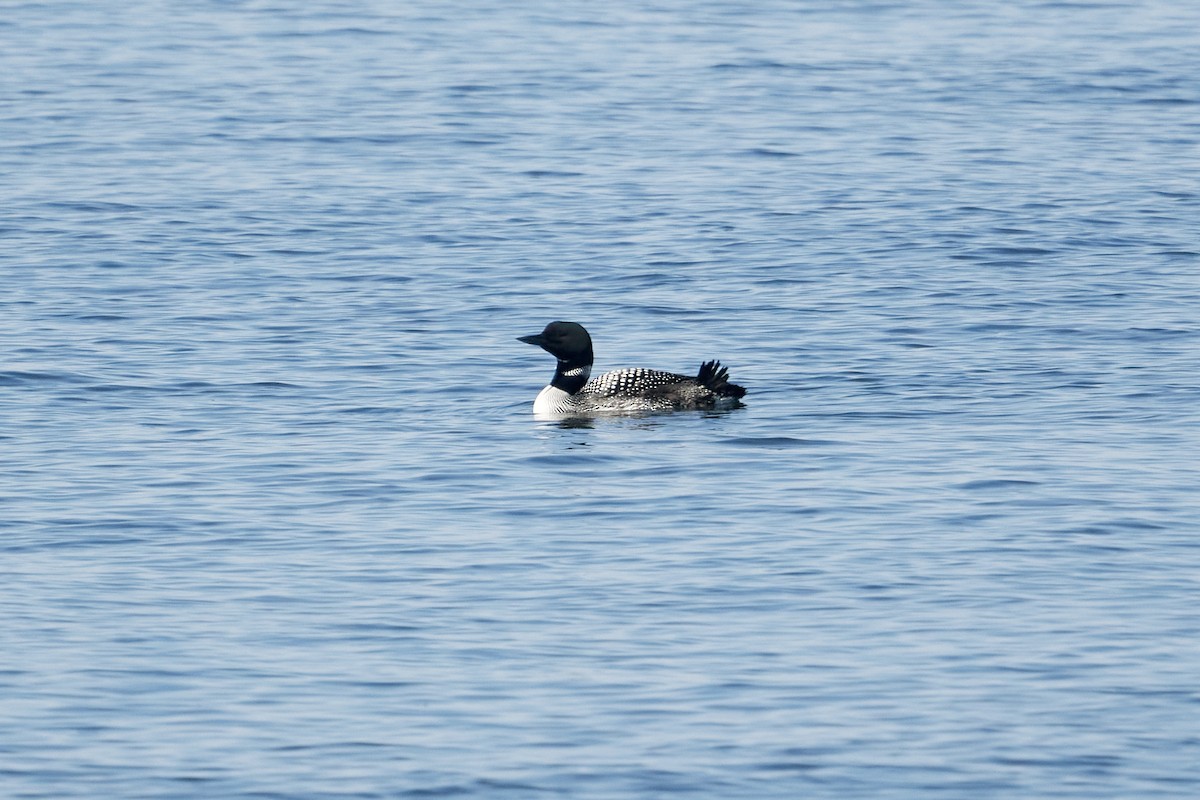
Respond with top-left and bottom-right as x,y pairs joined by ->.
3,1 -> 1199,797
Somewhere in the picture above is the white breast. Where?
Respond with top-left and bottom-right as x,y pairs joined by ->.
532,384 -> 572,416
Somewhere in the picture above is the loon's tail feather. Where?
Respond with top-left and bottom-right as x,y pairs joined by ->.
697,360 -> 747,399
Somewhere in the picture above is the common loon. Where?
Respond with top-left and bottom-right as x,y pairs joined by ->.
518,321 -> 747,416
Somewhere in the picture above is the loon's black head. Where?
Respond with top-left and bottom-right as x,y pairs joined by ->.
518,321 -> 594,369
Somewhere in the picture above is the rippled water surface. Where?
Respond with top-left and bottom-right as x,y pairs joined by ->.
4,1 -> 1199,797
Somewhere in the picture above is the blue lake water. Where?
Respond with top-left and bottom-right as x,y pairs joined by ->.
3,1 -> 1199,797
